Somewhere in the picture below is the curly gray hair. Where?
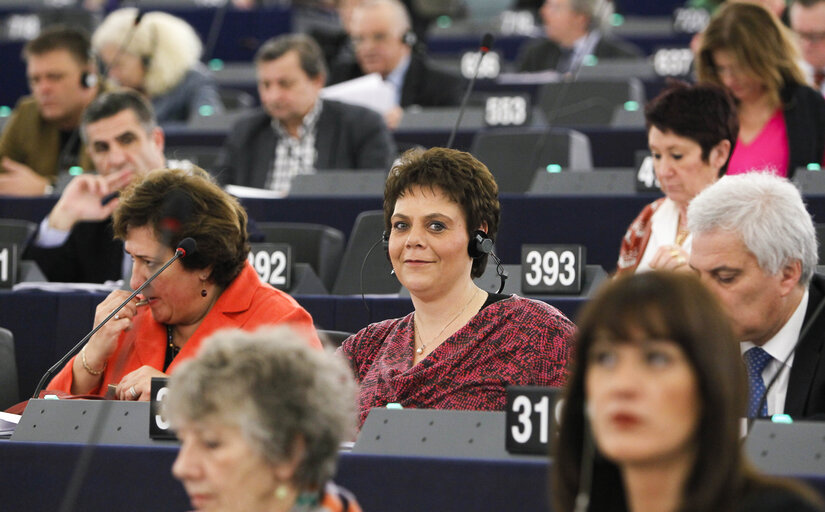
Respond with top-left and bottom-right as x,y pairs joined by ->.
164,326 -> 358,490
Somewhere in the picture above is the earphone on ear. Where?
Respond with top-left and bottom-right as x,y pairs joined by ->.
401,30 -> 417,47
381,229 -> 492,260
80,70 -> 98,89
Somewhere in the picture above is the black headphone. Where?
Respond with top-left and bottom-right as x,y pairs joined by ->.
401,30 -> 417,47
80,70 -> 98,89
381,229 -> 492,260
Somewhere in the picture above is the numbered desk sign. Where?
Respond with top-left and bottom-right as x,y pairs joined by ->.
460,50 -> 501,80
0,243 -> 18,289
150,377 -> 176,440
484,94 -> 531,127
248,243 -> 292,291
506,385 -> 564,455
521,244 -> 585,294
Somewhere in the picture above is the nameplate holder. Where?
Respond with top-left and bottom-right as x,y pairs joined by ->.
521,244 -> 585,294
505,386 -> 564,456
150,377 -> 176,440
248,243 -> 292,291
0,242 -> 18,289
484,94 -> 532,127
354,408 -> 530,460
12,398 -> 174,445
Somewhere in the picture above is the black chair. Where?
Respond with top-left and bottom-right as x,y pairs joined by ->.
470,128 -> 593,193
536,77 -> 646,127
0,218 -> 36,253
256,222 -> 346,291
527,168 -> 639,195
332,210 -> 400,295
0,327 -> 19,410
318,329 -> 353,349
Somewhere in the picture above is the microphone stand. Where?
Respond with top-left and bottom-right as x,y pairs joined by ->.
446,33 -> 493,149
31,238 -> 195,398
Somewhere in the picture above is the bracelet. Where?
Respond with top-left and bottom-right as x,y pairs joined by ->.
80,346 -> 106,376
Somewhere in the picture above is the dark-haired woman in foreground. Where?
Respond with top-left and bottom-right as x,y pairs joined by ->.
554,271 -> 824,512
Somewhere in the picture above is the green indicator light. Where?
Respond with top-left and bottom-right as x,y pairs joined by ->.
0,106 -> 10,117
208,58 -> 224,71
583,55 -> 598,66
436,15 -> 452,28
611,13 -> 624,26
198,105 -> 215,117
624,101 -> 640,111
546,164 -> 562,173
770,414 -> 793,424
807,163 -> 821,171
69,166 -> 84,176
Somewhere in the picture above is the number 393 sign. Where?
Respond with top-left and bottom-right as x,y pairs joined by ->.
521,244 -> 584,294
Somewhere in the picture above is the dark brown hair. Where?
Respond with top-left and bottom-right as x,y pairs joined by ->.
645,81 -> 739,176
383,147 -> 500,278
23,25 -> 92,66
255,33 -> 327,80
112,167 -> 250,287
554,271 -> 748,512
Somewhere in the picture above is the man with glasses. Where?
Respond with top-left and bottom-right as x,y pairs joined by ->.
327,0 -> 465,129
790,0 -> 825,94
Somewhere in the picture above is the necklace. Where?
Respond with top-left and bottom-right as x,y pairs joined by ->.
166,325 -> 181,356
675,226 -> 690,247
413,288 -> 479,356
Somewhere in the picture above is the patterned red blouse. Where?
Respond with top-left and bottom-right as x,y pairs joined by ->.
339,295 -> 575,427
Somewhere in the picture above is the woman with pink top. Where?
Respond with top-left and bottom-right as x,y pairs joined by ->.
697,1 -> 825,178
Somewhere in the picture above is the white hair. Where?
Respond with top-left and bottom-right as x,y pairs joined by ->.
353,0 -> 411,35
92,8 -> 203,97
687,171 -> 818,284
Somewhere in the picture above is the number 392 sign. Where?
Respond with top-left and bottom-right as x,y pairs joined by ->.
248,243 -> 292,291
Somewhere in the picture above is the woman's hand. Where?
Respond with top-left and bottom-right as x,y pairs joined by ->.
116,366 -> 168,401
649,244 -> 691,272
82,291 -> 142,371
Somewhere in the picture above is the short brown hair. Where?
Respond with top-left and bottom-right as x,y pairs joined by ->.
24,25 -> 92,66
383,147 -> 500,278
255,33 -> 327,80
112,167 -> 251,287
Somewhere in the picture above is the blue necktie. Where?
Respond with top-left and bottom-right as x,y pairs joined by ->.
744,347 -> 773,418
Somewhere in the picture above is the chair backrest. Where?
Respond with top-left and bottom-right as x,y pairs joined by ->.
527,169 -> 639,195
537,77 -> 646,127
0,219 -> 36,252
256,222 -> 346,291
332,210 -> 400,295
470,128 -> 593,193
0,327 -> 19,410
318,329 -> 353,349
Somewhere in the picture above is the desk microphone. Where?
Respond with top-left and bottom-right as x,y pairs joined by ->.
31,237 -> 197,399
446,33 -> 494,149
747,291 -> 825,431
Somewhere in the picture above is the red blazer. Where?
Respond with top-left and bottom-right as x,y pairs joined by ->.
48,262 -> 320,395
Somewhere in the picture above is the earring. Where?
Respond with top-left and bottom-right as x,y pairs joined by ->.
274,484 -> 289,501
200,278 -> 207,298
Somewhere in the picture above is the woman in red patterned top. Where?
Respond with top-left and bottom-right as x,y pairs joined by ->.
339,147 -> 575,427
615,81 -> 738,276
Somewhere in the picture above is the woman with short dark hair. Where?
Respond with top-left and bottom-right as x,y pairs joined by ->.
339,147 -> 575,427
47,167 -> 319,400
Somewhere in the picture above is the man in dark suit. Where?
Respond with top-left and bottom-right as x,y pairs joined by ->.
215,34 -> 395,192
326,0 -> 465,129
23,90 -> 167,283
688,172 -> 825,419
516,0 -> 642,73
